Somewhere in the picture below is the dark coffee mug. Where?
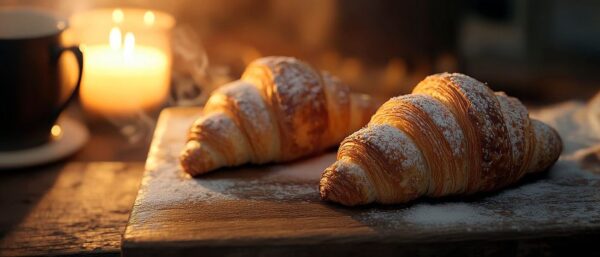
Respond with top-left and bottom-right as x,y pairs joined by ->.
0,9 -> 83,151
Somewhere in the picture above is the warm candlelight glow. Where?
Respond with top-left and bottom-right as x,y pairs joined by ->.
123,32 -> 135,59
81,29 -> 169,115
73,8 -> 174,116
143,11 -> 155,26
112,8 -> 124,23
109,27 -> 122,50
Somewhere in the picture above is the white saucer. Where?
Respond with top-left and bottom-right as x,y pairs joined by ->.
0,115 -> 89,169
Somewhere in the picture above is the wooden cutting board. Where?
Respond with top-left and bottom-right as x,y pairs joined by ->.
123,107 -> 600,257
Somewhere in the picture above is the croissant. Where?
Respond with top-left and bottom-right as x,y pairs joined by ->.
180,56 -> 378,176
320,73 -> 562,206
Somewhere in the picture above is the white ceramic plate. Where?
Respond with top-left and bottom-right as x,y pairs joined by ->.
0,115 -> 89,169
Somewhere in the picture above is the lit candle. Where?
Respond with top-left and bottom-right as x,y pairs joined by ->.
70,8 -> 175,116
81,28 -> 169,115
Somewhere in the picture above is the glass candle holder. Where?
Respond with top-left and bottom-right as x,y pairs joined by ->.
69,8 -> 175,117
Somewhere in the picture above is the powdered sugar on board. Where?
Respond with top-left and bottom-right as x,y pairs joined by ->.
138,107 -> 333,208
135,95 -> 600,231
357,157 -> 600,229
141,151 -> 332,206
530,100 -> 600,154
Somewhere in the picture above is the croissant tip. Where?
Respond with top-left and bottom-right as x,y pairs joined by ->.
179,152 -> 200,177
319,161 -> 373,206
528,119 -> 563,173
179,141 -> 212,177
318,167 -> 334,200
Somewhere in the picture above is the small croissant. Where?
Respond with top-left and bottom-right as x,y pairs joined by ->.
320,73 -> 562,206
180,56 -> 378,176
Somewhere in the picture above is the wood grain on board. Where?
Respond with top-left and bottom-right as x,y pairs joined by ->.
123,107 -> 600,257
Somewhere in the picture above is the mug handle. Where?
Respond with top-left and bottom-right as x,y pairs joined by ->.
52,45 -> 84,119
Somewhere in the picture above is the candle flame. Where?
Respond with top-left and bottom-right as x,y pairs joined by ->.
124,32 -> 135,50
109,27 -> 122,50
112,8 -> 124,23
143,11 -> 155,26
124,32 -> 135,59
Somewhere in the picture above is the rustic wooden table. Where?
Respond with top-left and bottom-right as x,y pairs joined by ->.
0,119 -> 149,257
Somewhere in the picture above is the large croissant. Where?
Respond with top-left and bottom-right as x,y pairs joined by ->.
180,57 -> 378,176
320,73 -> 562,206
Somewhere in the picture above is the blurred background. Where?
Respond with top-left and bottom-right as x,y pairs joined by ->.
3,0 -> 599,104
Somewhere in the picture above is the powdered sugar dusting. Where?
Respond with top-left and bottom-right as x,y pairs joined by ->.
446,73 -> 503,171
141,163 -> 319,206
402,94 -> 465,156
354,124 -> 425,171
259,57 -> 325,112
495,92 -> 528,171
140,109 -> 328,208
224,81 -> 271,134
356,95 -> 600,229
136,94 -> 600,234
321,71 -> 350,106
195,112 -> 237,135
140,165 -> 238,205
403,203 -> 495,225
531,101 -> 600,154
143,139 -> 327,206
357,157 -> 600,228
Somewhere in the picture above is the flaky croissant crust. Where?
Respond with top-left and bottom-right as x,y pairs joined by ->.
180,56 -> 377,176
320,73 -> 562,206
